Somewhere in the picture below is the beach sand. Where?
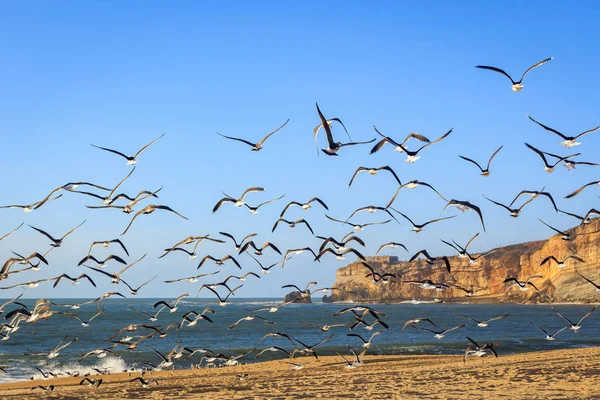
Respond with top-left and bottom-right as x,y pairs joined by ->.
1,346 -> 599,399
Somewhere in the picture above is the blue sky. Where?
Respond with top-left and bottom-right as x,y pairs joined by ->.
0,1 -> 599,298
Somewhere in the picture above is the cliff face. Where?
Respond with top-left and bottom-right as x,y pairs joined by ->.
325,219 -> 600,304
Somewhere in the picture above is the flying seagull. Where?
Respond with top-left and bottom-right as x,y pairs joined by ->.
314,117 -> 351,155
371,126 -> 452,163
0,193 -> 63,213
458,145 -> 503,176
272,218 -> 315,235
528,320 -> 568,341
393,210 -> 455,233
348,166 -> 401,188
540,255 -> 584,268
91,133 -> 165,165
539,219 -> 571,241
442,199 -> 486,232
527,114 -> 600,148
217,119 -> 289,151
370,126 -> 430,154
28,220 -> 86,248
386,180 -> 447,207
88,239 -> 129,257
524,143 -> 580,173
564,181 -> 600,199
575,270 -> 600,293
509,187 -> 558,211
279,197 -> 328,217
455,313 -> 508,328
213,187 -> 265,213
551,306 -> 596,333
412,324 -> 466,340
475,57 -> 552,91
121,204 -> 188,235
324,214 -> 391,231
483,194 -> 535,218
316,103 -> 375,156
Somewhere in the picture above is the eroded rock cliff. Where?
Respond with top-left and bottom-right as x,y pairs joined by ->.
324,219 -> 600,303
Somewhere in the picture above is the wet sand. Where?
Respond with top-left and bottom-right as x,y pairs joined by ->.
1,346 -> 599,399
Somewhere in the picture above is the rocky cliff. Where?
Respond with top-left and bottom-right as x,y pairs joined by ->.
323,219 -> 600,304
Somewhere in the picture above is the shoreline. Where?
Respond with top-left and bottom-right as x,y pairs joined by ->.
2,346 -> 599,399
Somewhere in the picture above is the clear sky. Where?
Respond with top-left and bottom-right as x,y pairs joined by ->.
0,1 -> 599,298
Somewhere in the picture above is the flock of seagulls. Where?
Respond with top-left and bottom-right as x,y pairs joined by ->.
0,55 -> 598,394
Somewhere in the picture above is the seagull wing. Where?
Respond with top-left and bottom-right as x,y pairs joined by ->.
217,132 -> 256,148
459,155 -> 484,173
519,57 -> 553,82
475,65 -> 516,84
134,133 -> 165,158
257,119 -> 290,146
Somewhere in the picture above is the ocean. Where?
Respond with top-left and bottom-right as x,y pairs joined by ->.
0,298 -> 598,383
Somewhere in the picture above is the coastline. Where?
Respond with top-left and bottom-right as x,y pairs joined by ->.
2,346 -> 599,399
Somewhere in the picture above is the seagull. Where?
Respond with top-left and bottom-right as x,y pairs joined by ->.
0,193 -> 63,213
527,114 -> 600,148
218,232 -> 257,252
281,281 -> 317,299
77,254 -> 127,268
360,261 -> 397,284
456,313 -> 508,328
315,247 -> 366,261
375,242 -> 408,256
450,284 -> 487,297
229,315 -> 275,330
53,273 -> 96,288
503,275 -> 543,292
561,158 -> 600,171
88,239 -> 129,257
440,232 -> 479,258
540,255 -> 584,268
107,188 -> 161,206
483,194 -> 535,218
244,194 -> 285,214
91,133 -> 165,165
239,241 -> 282,256
0,223 -> 24,243
442,199 -> 486,232
130,306 -> 166,322
386,180 -> 447,208
575,270 -> 600,293
300,322 -> 347,332
217,119 -> 289,151
59,308 -> 105,327
279,197 -> 328,217
0,294 -> 23,315
409,249 -> 452,272
28,220 -> 86,248
79,378 -> 103,389
347,331 -> 382,349
317,234 -> 365,253
371,126 -> 452,162
459,145 -> 503,176
163,271 -> 219,284
25,335 -> 77,359
348,166 -> 401,187
539,219 -> 571,241
400,318 -> 439,332
0,278 -> 54,290
291,334 -> 333,359
254,346 -> 293,359
393,210 -> 455,233
316,103 -> 375,156
213,187 -> 265,213
197,254 -> 242,270
72,167 -> 136,205
202,285 -> 242,306
525,143 -> 580,173
248,254 -> 281,274
324,214 -> 391,231
464,337 -> 498,363
404,279 -> 450,291
412,324 -> 466,340
475,57 -> 552,91
551,306 -> 596,333
159,235 -> 225,259
565,181 -> 600,199
121,204 -> 188,235
314,117 -> 351,155
153,294 -> 189,313
281,247 -> 319,268
509,187 -> 558,211
224,272 -> 261,284
272,218 -> 315,235
129,377 -> 159,388
529,321 -> 568,341
122,275 -> 157,296
1,252 -> 48,279
344,206 -> 399,224
370,126 -> 431,154
31,385 -> 55,392
337,348 -> 367,369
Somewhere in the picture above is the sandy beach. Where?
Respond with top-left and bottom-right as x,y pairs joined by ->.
1,346 -> 599,399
